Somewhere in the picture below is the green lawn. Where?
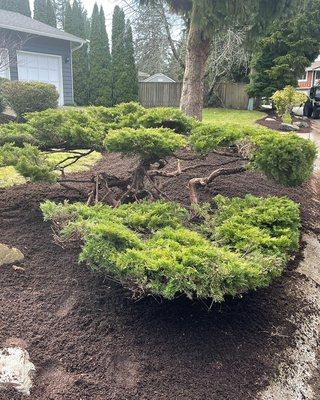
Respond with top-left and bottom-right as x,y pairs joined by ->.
47,150 -> 102,174
203,108 -> 266,126
0,166 -> 26,188
0,150 -> 101,188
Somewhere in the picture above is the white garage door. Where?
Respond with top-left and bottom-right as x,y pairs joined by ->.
17,51 -> 64,105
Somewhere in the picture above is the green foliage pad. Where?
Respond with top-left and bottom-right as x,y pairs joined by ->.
41,195 -> 300,302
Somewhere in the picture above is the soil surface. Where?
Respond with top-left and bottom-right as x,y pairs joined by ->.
257,112 -> 312,133
0,114 -> 15,125
0,152 -> 319,399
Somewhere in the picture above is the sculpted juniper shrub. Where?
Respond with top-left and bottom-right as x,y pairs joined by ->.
41,195 -> 300,301
190,123 -> 317,186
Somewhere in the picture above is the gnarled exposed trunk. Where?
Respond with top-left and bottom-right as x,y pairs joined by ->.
180,6 -> 211,121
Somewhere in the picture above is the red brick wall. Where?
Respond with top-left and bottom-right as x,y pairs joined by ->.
298,71 -> 313,89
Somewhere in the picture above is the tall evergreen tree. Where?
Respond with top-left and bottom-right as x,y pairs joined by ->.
34,0 -> 56,27
47,0 -> 57,27
111,6 -> 127,105
64,0 -> 89,105
34,0 -> 48,23
63,1 -> 72,31
139,0 -> 296,119
89,4 -> 112,105
0,0 -> 31,16
122,20 -> 139,102
247,0 -> 320,98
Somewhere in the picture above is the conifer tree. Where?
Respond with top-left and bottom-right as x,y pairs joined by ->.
34,0 -> 48,23
247,0 -> 320,98
47,0 -> 57,27
0,0 -> 31,16
139,0 -> 296,119
89,4 -> 112,106
111,6 -> 127,105
21,0 -> 31,16
64,0 -> 89,105
63,1 -> 72,31
122,20 -> 139,102
34,0 -> 56,26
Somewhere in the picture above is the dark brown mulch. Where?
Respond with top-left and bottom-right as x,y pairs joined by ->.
0,113 -> 16,125
257,111 -> 312,133
0,152 -> 318,400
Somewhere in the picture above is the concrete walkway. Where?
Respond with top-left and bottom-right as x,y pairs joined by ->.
257,120 -> 320,400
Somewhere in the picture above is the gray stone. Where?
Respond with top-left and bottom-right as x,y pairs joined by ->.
265,117 -> 276,122
0,244 -> 24,267
293,121 -> 309,129
280,123 -> 300,132
0,347 -> 35,396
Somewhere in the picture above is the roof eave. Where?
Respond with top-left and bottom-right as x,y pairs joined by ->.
0,24 -> 85,44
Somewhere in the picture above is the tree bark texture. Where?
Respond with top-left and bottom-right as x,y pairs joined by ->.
180,6 -> 211,120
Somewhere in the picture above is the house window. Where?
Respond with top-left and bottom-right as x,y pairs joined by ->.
314,70 -> 320,85
0,48 -> 10,79
300,71 -> 307,81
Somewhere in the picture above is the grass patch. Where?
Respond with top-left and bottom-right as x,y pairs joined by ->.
0,150 -> 101,188
46,150 -> 102,174
0,166 -> 26,188
203,108 -> 266,126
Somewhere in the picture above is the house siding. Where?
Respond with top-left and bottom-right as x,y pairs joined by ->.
4,29 -> 74,104
298,70 -> 314,90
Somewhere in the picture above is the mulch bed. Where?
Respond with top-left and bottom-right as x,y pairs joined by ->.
257,111 -> 312,133
0,114 -> 16,125
0,152 -> 319,399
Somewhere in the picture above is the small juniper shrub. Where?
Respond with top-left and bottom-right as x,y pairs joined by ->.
41,195 -> 300,301
104,127 -> 187,161
0,143 -> 57,182
190,123 -> 317,186
139,107 -> 197,135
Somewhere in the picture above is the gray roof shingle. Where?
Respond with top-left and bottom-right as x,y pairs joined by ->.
0,9 -> 85,44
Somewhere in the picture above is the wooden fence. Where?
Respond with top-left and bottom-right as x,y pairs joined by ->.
138,81 -> 249,110
215,82 -> 249,110
139,82 -> 182,107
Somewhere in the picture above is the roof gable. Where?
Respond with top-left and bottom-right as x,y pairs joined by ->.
144,73 -> 175,83
0,10 -> 85,44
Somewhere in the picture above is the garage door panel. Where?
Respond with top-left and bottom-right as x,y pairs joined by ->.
39,69 -> 49,81
17,52 -> 63,106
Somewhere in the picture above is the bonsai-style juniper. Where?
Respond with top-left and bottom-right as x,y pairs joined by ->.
0,103 -> 316,204
0,103 -> 316,302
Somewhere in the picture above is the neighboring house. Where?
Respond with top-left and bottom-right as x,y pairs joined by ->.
138,71 -> 150,82
298,60 -> 320,94
143,73 -> 175,83
0,10 -> 85,106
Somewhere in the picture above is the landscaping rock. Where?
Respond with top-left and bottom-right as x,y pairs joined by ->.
0,347 -> 35,396
280,123 -> 300,132
293,121 -> 309,129
265,117 -> 276,122
0,244 -> 24,267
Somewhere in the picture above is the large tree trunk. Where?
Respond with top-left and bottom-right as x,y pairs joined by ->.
180,6 -> 211,121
